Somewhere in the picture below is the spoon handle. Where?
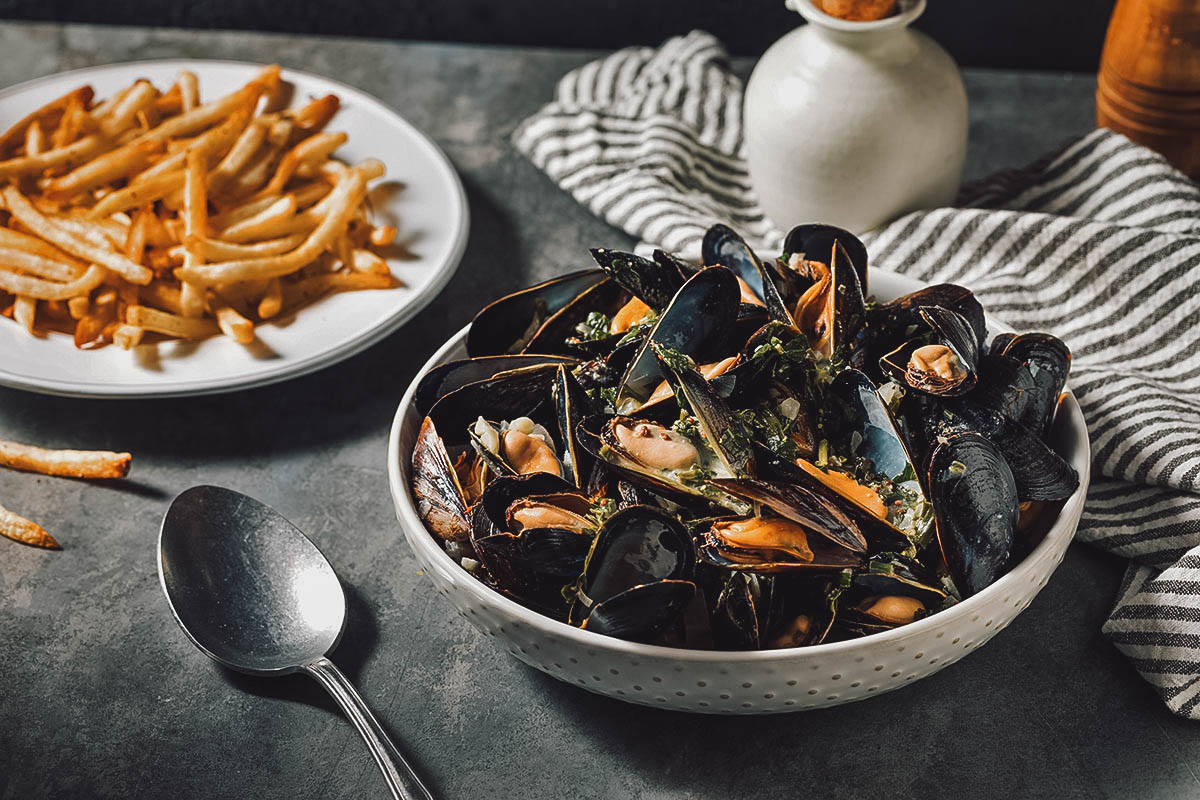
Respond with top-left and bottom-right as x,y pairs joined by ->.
305,657 -> 434,800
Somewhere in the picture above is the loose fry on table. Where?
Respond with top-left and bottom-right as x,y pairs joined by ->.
0,439 -> 131,479
0,502 -> 59,549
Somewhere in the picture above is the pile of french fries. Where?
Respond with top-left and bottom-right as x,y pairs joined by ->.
0,439 -> 132,549
0,64 -> 400,349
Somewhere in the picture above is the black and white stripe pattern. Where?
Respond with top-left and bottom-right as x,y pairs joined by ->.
515,32 -> 1200,717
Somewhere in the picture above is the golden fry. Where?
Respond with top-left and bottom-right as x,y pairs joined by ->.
45,139 -> 166,201
126,304 -> 218,338
0,247 -> 86,281
0,439 -> 131,479
0,503 -> 59,549
0,85 -> 93,156
1,186 -> 151,284
0,264 -> 107,300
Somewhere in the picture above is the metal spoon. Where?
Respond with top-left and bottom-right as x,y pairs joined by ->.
158,485 -> 433,800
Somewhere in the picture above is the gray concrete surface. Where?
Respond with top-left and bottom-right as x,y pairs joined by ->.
1,21 -> 1193,800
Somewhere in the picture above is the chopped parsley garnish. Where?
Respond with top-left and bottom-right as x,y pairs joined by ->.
573,311 -> 612,342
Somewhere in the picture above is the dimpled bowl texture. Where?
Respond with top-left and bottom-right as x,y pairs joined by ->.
387,270 -> 1091,714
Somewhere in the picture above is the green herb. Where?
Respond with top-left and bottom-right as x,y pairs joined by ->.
597,386 -> 618,413
587,498 -> 617,527
573,311 -> 612,342
677,462 -> 715,487
614,309 -> 658,347
672,413 -> 702,440
653,343 -> 696,374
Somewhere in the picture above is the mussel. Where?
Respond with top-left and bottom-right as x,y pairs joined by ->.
879,306 -> 980,396
567,505 -> 697,643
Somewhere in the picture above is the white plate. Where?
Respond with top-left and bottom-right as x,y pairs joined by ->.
0,60 -> 468,398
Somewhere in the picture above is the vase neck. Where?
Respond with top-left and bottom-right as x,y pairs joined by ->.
786,0 -> 924,44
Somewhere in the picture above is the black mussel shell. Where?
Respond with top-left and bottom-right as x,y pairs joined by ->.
711,572 -> 761,650
829,369 -> 926,487
942,402 -> 1079,502
590,248 -> 686,311
997,332 -> 1071,439
615,266 -> 742,412
525,277 -> 630,356
701,224 -> 795,328
468,269 -> 607,357
576,414 -> 751,514
762,576 -> 839,648
554,365 -> 595,489
473,528 -> 592,616
582,580 -> 698,643
850,554 -> 947,609
653,248 -> 700,279
650,341 -> 756,477
570,505 -> 698,640
989,332 -> 1017,355
781,223 -> 869,296
866,284 -> 987,356
427,363 -> 561,447
966,353 -> 1036,424
411,416 -> 472,542
698,511 -> 863,574
879,306 -> 981,396
416,354 -> 578,417
928,432 -> 1018,597
477,472 -> 583,535
709,478 -> 867,554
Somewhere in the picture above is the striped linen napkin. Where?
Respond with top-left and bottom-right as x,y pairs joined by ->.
513,31 -> 1200,717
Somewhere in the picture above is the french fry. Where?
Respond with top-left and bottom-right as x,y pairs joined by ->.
13,296 -> 36,333
209,118 -> 266,189
124,207 -> 152,264
255,131 -> 347,198
1,186 -> 151,284
88,169 -> 185,219
177,166 -> 370,286
350,248 -> 392,276
210,295 -> 255,343
0,503 -> 59,549
24,119 -> 44,156
220,195 -> 296,242
113,323 -> 144,349
183,232 -> 306,261
141,281 -> 183,314
258,276 -> 283,319
0,439 -> 131,478
44,139 -> 166,201
178,71 -> 199,112
97,80 -> 158,138
0,264 -> 106,300
291,94 -> 339,133
126,304 -> 219,338
281,269 -> 396,310
132,105 -> 253,187
49,94 -> 94,149
0,85 -> 93,157
369,224 -> 397,247
67,296 -> 90,319
0,134 -> 107,179
0,247 -> 86,281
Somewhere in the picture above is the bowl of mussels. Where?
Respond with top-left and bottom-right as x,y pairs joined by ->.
387,222 -> 1090,714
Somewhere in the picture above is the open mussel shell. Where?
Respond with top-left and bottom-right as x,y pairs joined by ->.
522,277 -> 639,357
928,432 -> 1018,598
476,472 -> 586,535
698,512 -> 863,574
762,575 -> 840,648
701,224 -> 794,326
996,332 -> 1071,438
569,505 -> 698,642
590,248 -> 686,311
866,283 -> 987,358
576,414 -> 752,514
415,354 -> 578,417
879,306 -> 980,396
427,362 -> 561,447
650,341 -> 756,477
615,266 -> 742,413
788,239 -> 867,361
709,478 -> 867,554
781,223 -> 869,296
472,525 -> 592,618
411,416 -> 473,542
467,269 -> 607,357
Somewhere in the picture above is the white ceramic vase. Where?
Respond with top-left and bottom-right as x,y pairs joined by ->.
744,0 -> 968,235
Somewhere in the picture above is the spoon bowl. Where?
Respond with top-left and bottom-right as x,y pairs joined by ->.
159,485 -> 432,799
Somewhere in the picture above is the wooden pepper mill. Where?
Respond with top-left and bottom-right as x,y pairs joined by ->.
1097,0 -> 1200,178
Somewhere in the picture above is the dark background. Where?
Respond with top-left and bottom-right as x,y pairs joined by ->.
0,0 -> 1115,72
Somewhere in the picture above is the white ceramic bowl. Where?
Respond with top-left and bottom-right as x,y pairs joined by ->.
386,270 -> 1091,714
